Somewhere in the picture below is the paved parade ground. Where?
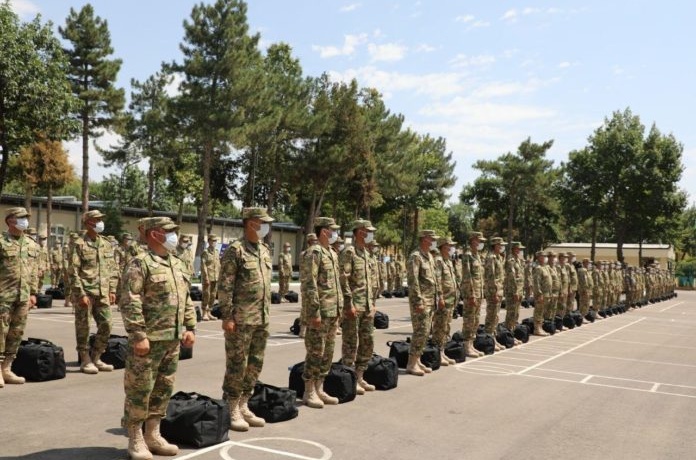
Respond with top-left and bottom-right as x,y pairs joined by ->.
2,288 -> 694,460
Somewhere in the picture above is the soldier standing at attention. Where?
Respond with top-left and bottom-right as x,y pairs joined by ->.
302,217 -> 343,409
298,233 -> 318,338
592,261 -> 604,318
50,240 -> 63,288
175,235 -> 194,277
278,242 -> 293,302
577,258 -> 594,322
200,234 -> 220,321
461,231 -> 486,358
71,210 -> 118,374
340,219 -> 377,395
219,207 -> 274,432
532,251 -> 552,336
0,207 -> 38,388
36,233 -> 49,292
566,252 -> 579,313
24,228 -> 41,294
120,216 -> 196,460
484,237 -> 506,351
546,251 -> 560,322
407,229 -> 443,375
556,252 -> 570,322
503,242 -> 525,343
394,254 -> 405,294
432,237 -> 458,366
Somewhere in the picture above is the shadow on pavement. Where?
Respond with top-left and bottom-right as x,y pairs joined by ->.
0,447 -> 124,460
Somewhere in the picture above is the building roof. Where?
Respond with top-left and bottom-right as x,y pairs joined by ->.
546,242 -> 671,249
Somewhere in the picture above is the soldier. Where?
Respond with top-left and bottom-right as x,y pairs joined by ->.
432,237 -> 458,366
50,240 -> 63,288
394,254 -> 405,294
503,242 -> 525,343
484,237 -> 506,350
461,231 -> 486,357
71,210 -> 119,374
62,232 -> 79,310
24,228 -> 42,294
301,217 -> 343,408
219,207 -> 274,432
591,260 -> 605,318
36,233 -> 49,292
278,242 -> 293,302
340,219 -> 377,394
174,234 -> 194,277
331,236 -> 344,254
366,241 -> 382,302
556,253 -> 570,322
119,216 -> 196,460
200,234 -> 220,321
298,233 -> 318,338
546,251 -> 560,322
407,229 -> 442,375
577,258 -> 594,321
532,251 -> 552,336
0,207 -> 38,388
566,252 -> 579,313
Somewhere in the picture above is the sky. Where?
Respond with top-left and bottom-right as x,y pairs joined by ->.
9,0 -> 696,205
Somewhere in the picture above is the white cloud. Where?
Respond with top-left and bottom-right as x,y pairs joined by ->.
522,7 -> 541,15
8,0 -> 39,18
340,3 -> 361,12
420,98 -> 556,123
456,14 -> 475,23
312,33 -> 368,58
415,43 -> 436,53
471,78 -> 557,98
471,20 -> 490,28
327,67 -> 466,98
164,73 -> 183,97
368,43 -> 407,62
449,54 -> 496,69
501,9 -> 518,22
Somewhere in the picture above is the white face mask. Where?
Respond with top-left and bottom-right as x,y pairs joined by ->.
338,244 -> 345,251
542,257 -> 548,265
14,217 -> 29,231
364,231 -> 374,244
93,221 -> 105,234
571,257 -> 576,263
429,241 -> 437,252
257,223 -> 270,239
499,246 -> 506,254
477,242 -> 484,251
328,230 -> 338,245
448,247 -> 456,257
163,232 -> 178,251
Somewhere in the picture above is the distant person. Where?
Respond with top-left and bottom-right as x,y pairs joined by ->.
278,242 -> 292,302
200,234 -> 220,321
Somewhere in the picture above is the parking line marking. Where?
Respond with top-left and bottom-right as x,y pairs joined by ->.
602,338 -> 696,350
572,352 -> 696,369
581,375 -> 593,383
659,301 -> 684,313
650,383 -> 661,392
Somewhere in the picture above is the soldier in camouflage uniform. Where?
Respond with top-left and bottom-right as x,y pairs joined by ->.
0,207 -> 38,388
432,237 -> 458,365
278,242 -> 293,302
219,207 -> 274,431
394,254 -> 405,294
591,261 -> 605,318
577,258 -> 594,321
24,228 -> 42,294
532,251 -> 552,336
119,216 -> 196,460
200,234 -> 220,321
566,252 -> 579,313
174,234 -> 194,277
36,234 -> 49,292
62,232 -> 79,310
298,233 -> 318,338
407,229 -> 443,375
340,219 -> 377,394
484,237 -> 506,351
503,242 -> 525,343
50,240 -> 63,288
368,241 -> 384,298
546,251 -> 560,321
302,217 -> 343,408
556,253 -> 570,323
70,210 -> 119,374
461,231 -> 486,358
386,256 -> 396,293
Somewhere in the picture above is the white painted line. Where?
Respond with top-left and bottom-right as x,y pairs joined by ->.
174,441 -> 234,460
516,317 -> 646,375
573,352 -> 696,369
650,383 -> 661,392
659,301 -> 684,313
221,437 -> 333,460
581,375 -> 594,383
602,338 -> 696,350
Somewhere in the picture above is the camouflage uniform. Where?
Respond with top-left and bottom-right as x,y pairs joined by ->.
299,234 -> 318,330
37,237 -> 49,291
0,207 -> 38,383
503,242 -> 525,331
577,259 -> 594,316
532,253 -> 552,325
50,244 -> 62,287
546,253 -> 560,320
386,259 -> 396,293
566,253 -> 579,312
484,238 -> 506,334
556,257 -> 570,316
407,233 -> 440,360
394,255 -> 405,293
278,244 -> 293,300
461,236 -> 485,341
431,238 -> 457,350
592,263 -> 604,312
201,235 -> 221,318
119,217 -> 195,459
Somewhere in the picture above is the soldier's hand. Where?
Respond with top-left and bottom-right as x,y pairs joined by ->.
109,292 -> 116,305
203,281 -> 209,287
222,319 -> 236,333
346,306 -> 357,319
79,295 -> 91,308
310,316 -> 322,329
415,303 -> 425,313
134,338 -> 150,357
28,295 -> 37,309
467,297 -> 476,307
182,331 -> 195,347
438,298 -> 445,310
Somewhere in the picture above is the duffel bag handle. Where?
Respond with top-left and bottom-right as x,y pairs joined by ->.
26,337 -> 54,345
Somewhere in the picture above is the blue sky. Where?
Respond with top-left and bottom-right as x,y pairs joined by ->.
10,0 -> 696,205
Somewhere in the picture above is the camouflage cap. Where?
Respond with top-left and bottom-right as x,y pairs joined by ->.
352,219 -> 376,231
242,207 -> 274,222
468,231 -> 486,242
142,216 -> 179,231
25,227 -> 37,236
306,232 -> 317,243
511,241 -> 525,249
546,250 -> 556,257
5,207 -> 30,218
535,251 -> 545,257
370,241 -> 381,247
558,252 -> 567,259
582,257 -> 591,263
437,237 -> 456,247
180,234 -> 191,242
283,241 -> 291,247
69,232 -> 80,240
106,235 -> 117,242
334,236 -> 344,244
82,209 -> 105,221
566,252 -> 576,257
121,232 -> 133,241
313,216 -> 340,230
418,229 -> 439,239
38,234 -> 47,240
489,237 -> 506,246
207,233 -> 219,241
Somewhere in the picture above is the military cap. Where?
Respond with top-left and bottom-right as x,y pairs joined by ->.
535,251 -> 545,257
69,232 -> 80,240
26,227 -> 37,235
314,216 -> 340,229
306,232 -> 317,242
82,209 -> 105,221
468,231 -> 486,242
143,216 -> 179,231
418,229 -> 439,239
437,237 -> 456,247
489,237 -> 506,246
370,241 -> 381,248
39,234 -> 47,240
511,241 -> 525,249
5,207 -> 30,218
207,233 -> 219,241
545,250 -> 556,257
582,257 -> 590,263
106,235 -> 117,242
558,252 -> 567,259
242,207 -> 274,222
180,234 -> 191,242
283,241 -> 291,247
334,236 -> 344,244
352,219 -> 376,231
566,252 -> 576,257
121,232 -> 133,241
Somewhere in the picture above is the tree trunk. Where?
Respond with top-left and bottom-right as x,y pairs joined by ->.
196,142 -> 212,258
147,159 -> 154,217
81,107 -> 90,212
507,199 -> 514,245
638,239 -> 643,267
25,184 -> 33,211
47,186 -> 53,247
412,206 -> 420,250
176,197 -> 184,226
590,216 -> 598,262
616,223 -> 625,263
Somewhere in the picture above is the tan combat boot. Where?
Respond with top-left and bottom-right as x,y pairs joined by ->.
442,350 -> 456,365
464,341 -> 482,358
533,322 -> 549,336
78,351 -> 98,374
439,350 -> 450,366
303,380 -> 324,409
406,355 -> 425,376
143,416 -> 178,456
0,358 -> 5,388
299,325 -> 306,338
1,357 -> 25,384
127,423 -> 153,460
91,351 -> 114,372
417,358 -> 433,374
202,308 -> 211,321
228,397 -> 250,432
355,379 -> 365,395
315,379 -> 339,405
239,394 -> 265,427
493,340 -> 505,352
356,370 -> 375,391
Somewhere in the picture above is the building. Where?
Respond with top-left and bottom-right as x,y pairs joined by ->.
543,242 -> 675,270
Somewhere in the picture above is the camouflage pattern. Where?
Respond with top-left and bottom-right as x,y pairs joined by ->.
50,245 -> 62,286
299,244 -> 316,326
175,245 -> 194,278
37,242 -> 49,291
386,259 -> 396,292
566,262 -> 579,312
278,249 -> 293,298
592,265 -> 604,311
503,255 -> 525,330
556,263 -> 569,316
547,262 -> 560,319
0,232 -> 37,359
484,252 -> 505,334
302,242 -> 342,380
532,263 -> 552,323
431,253 -> 457,349
339,245 -> 375,371
201,246 -> 221,311
461,250 -> 484,341
407,248 -> 439,356
577,262 -> 594,316
218,238 -> 272,398
394,256 -> 406,293
369,252 -> 381,302
71,234 -> 118,353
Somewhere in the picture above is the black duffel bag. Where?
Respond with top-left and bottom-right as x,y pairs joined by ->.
12,337 -> 66,382
289,318 -> 301,335
160,392 -> 229,448
285,291 -> 299,303
35,294 -> 53,308
420,341 -> 441,371
45,287 -> 65,300
363,354 -> 399,390
554,315 -> 564,331
521,317 -> 535,334
288,361 -> 357,403
387,340 -> 410,368
451,330 -> 465,343
443,340 -> 466,363
585,310 -> 597,323
543,319 -> 556,335
496,324 -> 515,348
271,292 -> 282,304
89,334 -> 127,369
514,324 -> 530,343
382,290 -> 393,299
562,314 -> 576,330
373,311 -> 389,329
571,310 -> 583,327
247,382 -> 298,423
473,332 -> 495,355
